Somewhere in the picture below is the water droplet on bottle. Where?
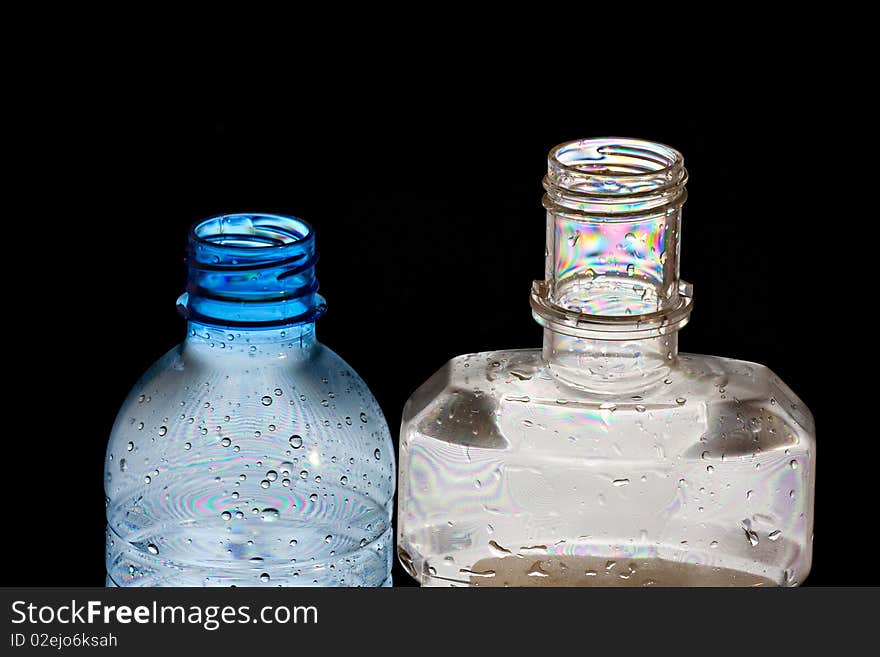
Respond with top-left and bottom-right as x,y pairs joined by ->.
790,459 -> 799,470
266,470 -> 278,482
221,511 -> 232,521
144,475 -> 151,484
527,561 -> 549,577
360,412 -> 368,423
184,442 -> 191,450
147,543 -> 159,555
158,426 -> 167,437
488,540 -> 511,557
675,397 -> 687,405
340,475 -> 348,485
126,441 -> 134,451
261,508 -> 279,522
612,478 -> 630,487
220,437 -> 231,447
261,396 -> 272,406
768,530 -> 782,541
119,459 -> 127,472
324,535 -> 332,543
374,449 -> 381,460
742,522 -> 759,547
289,435 -> 303,449
260,572 -> 270,583
260,479 -> 270,489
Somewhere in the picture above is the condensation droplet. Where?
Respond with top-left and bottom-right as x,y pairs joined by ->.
527,562 -> 549,578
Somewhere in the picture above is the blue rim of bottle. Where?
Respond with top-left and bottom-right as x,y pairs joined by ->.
178,213 -> 327,329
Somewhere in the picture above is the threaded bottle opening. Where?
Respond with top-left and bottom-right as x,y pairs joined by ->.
191,213 -> 313,260
179,213 -> 326,328
544,137 -> 687,215
532,138 -> 693,339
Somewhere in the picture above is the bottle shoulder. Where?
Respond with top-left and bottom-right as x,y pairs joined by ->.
113,341 -> 386,424
401,349 -> 814,454
107,338 -> 394,499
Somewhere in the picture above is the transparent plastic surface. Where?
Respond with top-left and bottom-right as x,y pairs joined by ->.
397,138 -> 815,586
105,214 -> 394,586
397,349 -> 814,587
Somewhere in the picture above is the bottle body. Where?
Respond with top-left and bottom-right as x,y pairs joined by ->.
105,213 -> 394,587
397,135 -> 815,586
106,325 -> 395,586
397,348 -> 814,586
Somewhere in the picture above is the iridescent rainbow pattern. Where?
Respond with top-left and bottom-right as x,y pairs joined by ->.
552,212 -> 668,315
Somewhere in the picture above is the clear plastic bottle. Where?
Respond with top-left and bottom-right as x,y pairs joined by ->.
105,213 -> 394,586
397,138 -> 815,586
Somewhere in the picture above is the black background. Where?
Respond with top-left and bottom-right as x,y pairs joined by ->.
7,86 -> 854,586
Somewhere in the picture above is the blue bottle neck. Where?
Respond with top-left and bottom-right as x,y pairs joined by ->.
177,213 -> 327,329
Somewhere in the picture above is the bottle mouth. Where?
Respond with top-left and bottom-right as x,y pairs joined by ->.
545,137 -> 687,215
191,213 -> 314,251
181,213 -> 326,328
534,137 -> 693,339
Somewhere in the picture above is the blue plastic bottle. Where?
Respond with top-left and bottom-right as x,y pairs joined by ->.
105,213 -> 394,586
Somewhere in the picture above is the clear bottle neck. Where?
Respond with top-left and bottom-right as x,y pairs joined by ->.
543,328 -> 677,393
532,137 -> 692,392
